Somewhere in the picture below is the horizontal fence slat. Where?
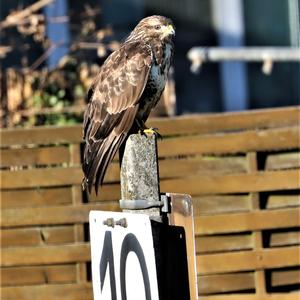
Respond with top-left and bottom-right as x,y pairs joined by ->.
89,185 -> 121,202
158,126 -> 299,157
1,228 -> 41,247
1,283 -> 92,300
270,231 -> 300,247
1,203 -> 120,228
196,234 -> 253,254
198,265 -> 300,294
1,226 -> 75,247
159,156 -> 247,178
197,246 -> 300,275
3,243 -> 299,273
161,169 -> 300,196
0,126 -> 82,147
1,243 -> 90,267
0,156 -> 247,190
1,106 -> 299,146
198,272 -> 254,295
200,294 -> 300,300
1,187 -> 72,208
0,167 -> 82,189
2,286 -> 298,300
150,106 -> 300,136
2,185 -> 120,207
3,199 -> 270,229
2,194 -> 298,230
134,156 -> 246,185
1,146 -> 70,167
193,195 -> 251,215
271,269 -> 300,287
266,194 -> 300,209
1,265 -> 77,286
265,152 -> 300,171
195,208 -> 300,235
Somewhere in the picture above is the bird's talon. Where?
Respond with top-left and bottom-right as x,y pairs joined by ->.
143,128 -> 154,135
156,132 -> 163,140
138,129 -> 147,137
143,128 -> 162,140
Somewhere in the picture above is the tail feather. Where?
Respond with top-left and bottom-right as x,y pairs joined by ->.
94,134 -> 125,194
82,106 -> 138,194
84,139 -> 110,193
82,133 -> 126,194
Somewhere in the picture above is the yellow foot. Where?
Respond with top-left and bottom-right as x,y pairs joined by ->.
140,128 -> 162,140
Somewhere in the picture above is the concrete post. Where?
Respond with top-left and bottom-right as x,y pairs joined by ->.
120,134 -> 161,220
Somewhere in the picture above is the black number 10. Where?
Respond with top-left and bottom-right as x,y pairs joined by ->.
99,231 -> 152,300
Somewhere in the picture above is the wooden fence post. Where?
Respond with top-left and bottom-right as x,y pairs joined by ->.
69,143 -> 87,283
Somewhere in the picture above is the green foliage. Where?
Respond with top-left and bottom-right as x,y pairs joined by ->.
22,57 -> 95,127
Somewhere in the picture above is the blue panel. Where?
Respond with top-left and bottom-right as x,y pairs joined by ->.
212,0 -> 248,111
44,0 -> 70,68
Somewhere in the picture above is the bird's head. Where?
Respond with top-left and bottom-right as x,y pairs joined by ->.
127,15 -> 175,43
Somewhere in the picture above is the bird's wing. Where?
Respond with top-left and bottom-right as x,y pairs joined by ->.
83,42 -> 152,193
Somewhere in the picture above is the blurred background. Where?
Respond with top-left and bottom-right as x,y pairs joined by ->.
1,2 -> 300,298
1,0 -> 300,127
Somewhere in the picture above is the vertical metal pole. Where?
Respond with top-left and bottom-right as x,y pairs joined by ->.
212,0 -> 249,111
288,0 -> 300,47
288,0 -> 300,98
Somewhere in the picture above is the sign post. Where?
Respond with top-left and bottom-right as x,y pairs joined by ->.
89,134 -> 198,299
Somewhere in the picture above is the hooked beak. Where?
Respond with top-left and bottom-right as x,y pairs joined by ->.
162,24 -> 175,38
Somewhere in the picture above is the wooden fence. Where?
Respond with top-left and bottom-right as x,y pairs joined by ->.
1,106 -> 299,300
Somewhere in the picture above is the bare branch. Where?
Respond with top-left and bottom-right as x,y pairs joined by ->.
28,43 -> 57,71
0,0 -> 53,30
0,46 -> 12,58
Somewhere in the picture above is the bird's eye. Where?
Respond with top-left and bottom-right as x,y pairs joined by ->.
154,25 -> 161,30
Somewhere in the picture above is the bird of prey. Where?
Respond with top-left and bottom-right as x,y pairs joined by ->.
82,15 -> 175,194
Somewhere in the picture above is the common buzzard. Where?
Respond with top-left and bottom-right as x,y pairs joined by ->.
82,15 -> 175,193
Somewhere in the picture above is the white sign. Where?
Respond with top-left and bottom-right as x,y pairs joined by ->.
89,211 -> 159,300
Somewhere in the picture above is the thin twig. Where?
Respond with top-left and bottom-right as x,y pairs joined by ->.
0,0 -> 53,30
28,40 -> 68,72
28,43 -> 58,71
75,42 -> 105,49
0,46 -> 12,58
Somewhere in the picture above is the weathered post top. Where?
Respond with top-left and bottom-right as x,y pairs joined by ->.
120,133 -> 162,220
